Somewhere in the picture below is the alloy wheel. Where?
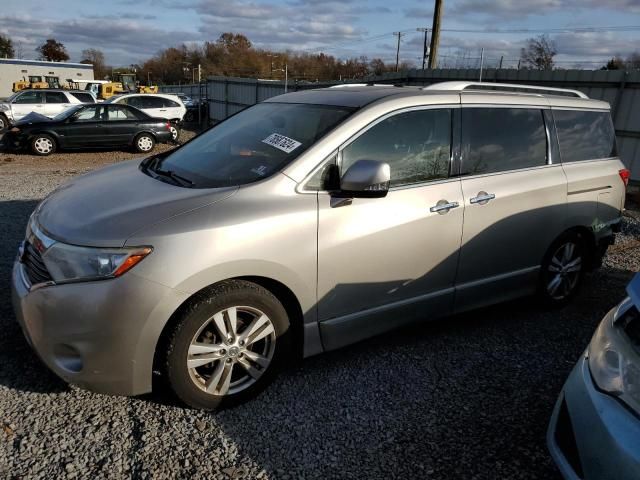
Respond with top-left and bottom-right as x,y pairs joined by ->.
546,241 -> 582,300
169,126 -> 179,141
137,136 -> 153,151
187,306 -> 276,396
34,137 -> 53,154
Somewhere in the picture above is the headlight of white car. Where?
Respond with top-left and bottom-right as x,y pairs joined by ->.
0,104 -> 9,112
41,242 -> 152,283
588,298 -> 640,413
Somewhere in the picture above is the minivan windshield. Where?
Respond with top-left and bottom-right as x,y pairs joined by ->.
145,102 -> 354,188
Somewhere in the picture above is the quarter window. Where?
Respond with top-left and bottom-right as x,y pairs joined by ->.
553,110 -> 617,162
461,108 -> 547,175
341,109 -> 452,187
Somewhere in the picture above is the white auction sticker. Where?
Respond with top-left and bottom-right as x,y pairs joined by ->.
261,133 -> 302,154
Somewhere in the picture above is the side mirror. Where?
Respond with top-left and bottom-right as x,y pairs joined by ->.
338,159 -> 390,198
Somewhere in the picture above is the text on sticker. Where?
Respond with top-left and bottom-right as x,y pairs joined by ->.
261,133 -> 302,154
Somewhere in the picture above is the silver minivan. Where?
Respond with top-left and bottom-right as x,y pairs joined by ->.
11,82 -> 628,409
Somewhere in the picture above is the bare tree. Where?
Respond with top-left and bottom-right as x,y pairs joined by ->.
520,34 -> 557,70
81,48 -> 108,79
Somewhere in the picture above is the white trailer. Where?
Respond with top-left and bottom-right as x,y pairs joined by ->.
0,58 -> 94,98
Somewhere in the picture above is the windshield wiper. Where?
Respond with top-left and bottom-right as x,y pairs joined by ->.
151,168 -> 194,187
141,156 -> 194,187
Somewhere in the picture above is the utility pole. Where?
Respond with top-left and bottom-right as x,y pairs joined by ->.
416,28 -> 430,70
393,32 -> 405,72
479,47 -> 485,82
428,0 -> 443,69
499,55 -> 504,69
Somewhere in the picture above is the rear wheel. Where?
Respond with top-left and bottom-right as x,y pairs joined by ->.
169,123 -> 180,142
31,134 -> 56,156
540,232 -> 587,305
134,133 -> 155,153
164,280 -> 291,410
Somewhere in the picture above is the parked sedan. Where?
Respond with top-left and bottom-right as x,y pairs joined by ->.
548,273 -> 640,480
4,103 -> 173,156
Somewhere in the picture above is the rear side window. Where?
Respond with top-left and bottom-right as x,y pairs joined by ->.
553,110 -> 617,162
342,109 -> 452,187
140,96 -> 165,109
69,92 -> 94,103
162,98 -> 180,108
45,92 -> 68,104
461,108 -> 547,175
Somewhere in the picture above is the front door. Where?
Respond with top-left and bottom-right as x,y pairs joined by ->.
11,91 -> 45,120
316,107 -> 464,350
454,106 -> 567,311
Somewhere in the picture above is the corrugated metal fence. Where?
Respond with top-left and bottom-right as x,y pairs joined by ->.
161,69 -> 640,181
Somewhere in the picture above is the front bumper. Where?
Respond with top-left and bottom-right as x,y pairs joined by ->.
11,259 -> 188,396
548,354 -> 640,480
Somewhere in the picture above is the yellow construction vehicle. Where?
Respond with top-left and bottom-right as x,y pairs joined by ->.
138,85 -> 158,94
12,76 -> 49,92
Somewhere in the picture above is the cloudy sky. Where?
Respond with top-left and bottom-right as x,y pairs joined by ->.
1,0 -> 640,69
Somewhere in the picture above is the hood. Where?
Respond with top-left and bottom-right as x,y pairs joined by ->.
34,159 -> 237,247
15,111 -> 53,125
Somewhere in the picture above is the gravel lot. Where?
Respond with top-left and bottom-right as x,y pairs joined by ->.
0,145 -> 638,479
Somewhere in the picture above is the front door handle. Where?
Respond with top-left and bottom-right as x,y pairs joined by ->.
430,200 -> 460,214
470,191 -> 496,205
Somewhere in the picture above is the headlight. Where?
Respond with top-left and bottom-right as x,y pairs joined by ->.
41,242 -> 152,283
588,300 -> 640,413
0,104 -> 8,112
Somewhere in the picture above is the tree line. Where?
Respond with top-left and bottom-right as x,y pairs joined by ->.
0,32 -> 638,85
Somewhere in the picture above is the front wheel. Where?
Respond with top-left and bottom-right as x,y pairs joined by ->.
539,233 -> 587,305
164,280 -> 291,410
0,114 -> 8,133
31,134 -> 56,156
134,133 -> 155,153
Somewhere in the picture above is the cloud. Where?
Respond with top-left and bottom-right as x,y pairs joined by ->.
0,14 -> 200,64
449,0 -> 640,19
193,0 -> 370,51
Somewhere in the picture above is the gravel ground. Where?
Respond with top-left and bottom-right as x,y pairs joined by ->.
0,148 -> 638,479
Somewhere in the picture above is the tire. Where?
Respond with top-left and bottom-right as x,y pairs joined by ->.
164,280 -> 292,410
539,232 -> 587,305
169,123 -> 180,143
0,114 -> 8,133
30,134 -> 56,156
134,133 -> 155,153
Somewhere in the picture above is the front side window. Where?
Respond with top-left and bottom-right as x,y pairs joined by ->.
14,91 -> 44,104
553,110 -> 617,162
150,102 -> 353,188
341,109 -> 452,187
461,108 -> 547,175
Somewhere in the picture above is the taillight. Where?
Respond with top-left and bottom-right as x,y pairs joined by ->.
619,168 -> 631,187
166,122 -> 172,131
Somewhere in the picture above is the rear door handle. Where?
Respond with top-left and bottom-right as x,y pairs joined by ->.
430,200 -> 460,214
470,191 -> 496,205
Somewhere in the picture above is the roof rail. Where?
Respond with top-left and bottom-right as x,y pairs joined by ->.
422,81 -> 589,99
329,83 -> 392,88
